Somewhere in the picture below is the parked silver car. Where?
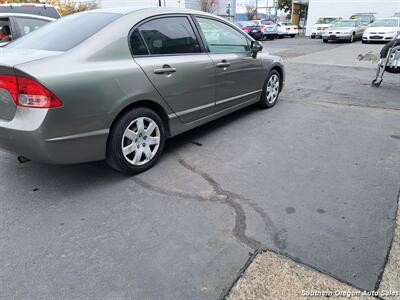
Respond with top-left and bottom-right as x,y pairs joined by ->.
322,19 -> 367,43
0,7 -> 285,173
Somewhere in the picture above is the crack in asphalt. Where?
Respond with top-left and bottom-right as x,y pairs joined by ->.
133,157 -> 287,251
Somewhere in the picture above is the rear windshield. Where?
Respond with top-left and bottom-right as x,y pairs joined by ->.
6,12 -> 121,51
0,5 -> 60,19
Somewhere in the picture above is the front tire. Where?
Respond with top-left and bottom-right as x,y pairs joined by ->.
349,33 -> 355,43
106,107 -> 166,174
323,39 -> 328,43
259,70 -> 281,109
290,35 -> 296,38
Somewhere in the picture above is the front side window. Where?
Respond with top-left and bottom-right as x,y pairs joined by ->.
138,17 -> 201,55
0,18 -> 12,42
15,17 -> 50,36
196,17 -> 249,53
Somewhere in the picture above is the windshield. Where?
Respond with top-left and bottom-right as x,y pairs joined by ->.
317,18 -> 338,24
371,19 -> 399,27
332,21 -> 357,28
6,12 -> 121,51
350,15 -> 373,23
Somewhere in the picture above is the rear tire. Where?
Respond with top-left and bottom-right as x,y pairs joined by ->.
311,35 -> 315,39
106,107 -> 166,174
323,39 -> 328,43
259,70 -> 281,109
290,35 -> 296,38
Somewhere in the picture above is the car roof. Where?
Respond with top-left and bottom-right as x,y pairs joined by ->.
86,6 -> 215,17
0,12 -> 55,21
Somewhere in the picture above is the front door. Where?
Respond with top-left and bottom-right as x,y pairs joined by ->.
132,16 -> 216,124
195,16 -> 266,111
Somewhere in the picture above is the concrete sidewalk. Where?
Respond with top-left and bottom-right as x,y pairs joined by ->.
227,193 -> 400,300
287,42 -> 382,69
227,251 -> 374,300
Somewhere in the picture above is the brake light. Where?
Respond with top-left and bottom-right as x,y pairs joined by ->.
0,75 -> 62,108
17,77 -> 62,108
0,75 -> 17,101
242,27 -> 250,31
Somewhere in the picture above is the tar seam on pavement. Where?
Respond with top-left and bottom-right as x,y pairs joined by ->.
132,156 -> 287,251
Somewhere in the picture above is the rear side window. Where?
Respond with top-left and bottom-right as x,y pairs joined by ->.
130,29 -> 149,55
15,17 -> 50,36
137,17 -> 201,55
6,12 -> 121,51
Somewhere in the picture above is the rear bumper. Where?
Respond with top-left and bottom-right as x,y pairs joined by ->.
263,32 -> 278,37
0,107 -> 108,164
278,31 -> 298,36
248,31 -> 263,39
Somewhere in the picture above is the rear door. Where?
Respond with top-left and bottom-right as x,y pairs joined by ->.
195,16 -> 265,111
132,16 -> 216,124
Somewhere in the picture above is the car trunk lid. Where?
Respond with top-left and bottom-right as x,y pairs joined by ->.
0,48 -> 62,121
0,48 -> 63,67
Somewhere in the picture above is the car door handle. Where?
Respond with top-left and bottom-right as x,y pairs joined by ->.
216,61 -> 231,68
154,65 -> 177,74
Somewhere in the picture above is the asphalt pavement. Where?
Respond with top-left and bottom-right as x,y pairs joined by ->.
1,37 -> 399,299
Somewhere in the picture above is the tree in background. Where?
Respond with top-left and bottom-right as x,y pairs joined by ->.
199,0 -> 218,13
246,3 -> 257,20
0,0 -> 97,16
278,0 -> 291,14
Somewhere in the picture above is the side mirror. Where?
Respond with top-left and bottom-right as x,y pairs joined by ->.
250,40 -> 263,58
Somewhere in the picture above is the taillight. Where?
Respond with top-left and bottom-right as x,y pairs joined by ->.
0,74 -> 62,108
17,77 -> 62,108
242,27 -> 250,31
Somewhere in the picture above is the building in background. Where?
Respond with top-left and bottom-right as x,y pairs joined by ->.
305,0 -> 400,36
97,0 -> 184,9
97,0 -> 236,19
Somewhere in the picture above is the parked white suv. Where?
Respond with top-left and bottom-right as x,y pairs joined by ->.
311,17 -> 342,39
